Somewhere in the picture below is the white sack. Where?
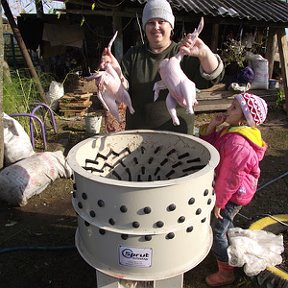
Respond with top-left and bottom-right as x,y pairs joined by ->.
0,151 -> 73,206
46,81 -> 64,110
245,52 -> 269,89
3,113 -> 35,166
227,227 -> 284,277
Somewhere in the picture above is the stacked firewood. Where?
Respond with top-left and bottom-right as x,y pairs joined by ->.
59,90 -> 93,117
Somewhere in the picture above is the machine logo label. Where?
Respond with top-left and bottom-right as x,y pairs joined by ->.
119,246 -> 152,267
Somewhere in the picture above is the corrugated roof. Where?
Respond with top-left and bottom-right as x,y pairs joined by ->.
130,0 -> 288,24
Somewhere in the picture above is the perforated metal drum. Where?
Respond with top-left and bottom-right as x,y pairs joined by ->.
67,130 -> 219,282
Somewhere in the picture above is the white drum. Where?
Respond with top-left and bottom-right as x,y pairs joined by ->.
67,130 -> 219,282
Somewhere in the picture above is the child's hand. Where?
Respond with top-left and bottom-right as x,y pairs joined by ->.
200,112 -> 227,136
205,113 -> 226,134
211,113 -> 226,127
214,206 -> 223,219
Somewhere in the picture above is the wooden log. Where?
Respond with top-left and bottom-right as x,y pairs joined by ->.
59,100 -> 92,109
59,108 -> 89,117
265,27 -> 277,79
62,92 -> 93,99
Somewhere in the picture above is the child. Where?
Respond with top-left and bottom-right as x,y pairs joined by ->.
199,92 -> 268,286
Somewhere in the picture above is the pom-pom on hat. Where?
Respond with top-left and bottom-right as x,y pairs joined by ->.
142,0 -> 175,29
235,93 -> 268,127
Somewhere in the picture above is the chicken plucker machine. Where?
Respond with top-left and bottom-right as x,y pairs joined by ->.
67,130 -> 220,288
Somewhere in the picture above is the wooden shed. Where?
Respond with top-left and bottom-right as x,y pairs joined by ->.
13,0 -> 288,111
55,0 -> 288,111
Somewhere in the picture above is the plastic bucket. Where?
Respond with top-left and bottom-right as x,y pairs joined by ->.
85,115 -> 102,134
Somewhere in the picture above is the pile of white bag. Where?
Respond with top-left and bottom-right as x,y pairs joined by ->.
46,80 -> 64,111
227,227 -> 284,276
3,113 -> 35,166
0,151 -> 72,206
245,52 -> 269,90
1,113 -> 72,206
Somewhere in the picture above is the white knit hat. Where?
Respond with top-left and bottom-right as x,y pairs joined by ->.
142,0 -> 175,29
235,93 -> 268,127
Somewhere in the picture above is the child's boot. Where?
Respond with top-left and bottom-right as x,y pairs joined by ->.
205,260 -> 235,286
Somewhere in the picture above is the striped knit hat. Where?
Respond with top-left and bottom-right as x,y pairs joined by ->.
235,93 -> 268,127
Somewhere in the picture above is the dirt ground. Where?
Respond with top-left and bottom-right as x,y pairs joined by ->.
0,108 -> 287,288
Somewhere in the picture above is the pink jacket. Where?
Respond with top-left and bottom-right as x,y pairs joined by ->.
200,125 -> 267,209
